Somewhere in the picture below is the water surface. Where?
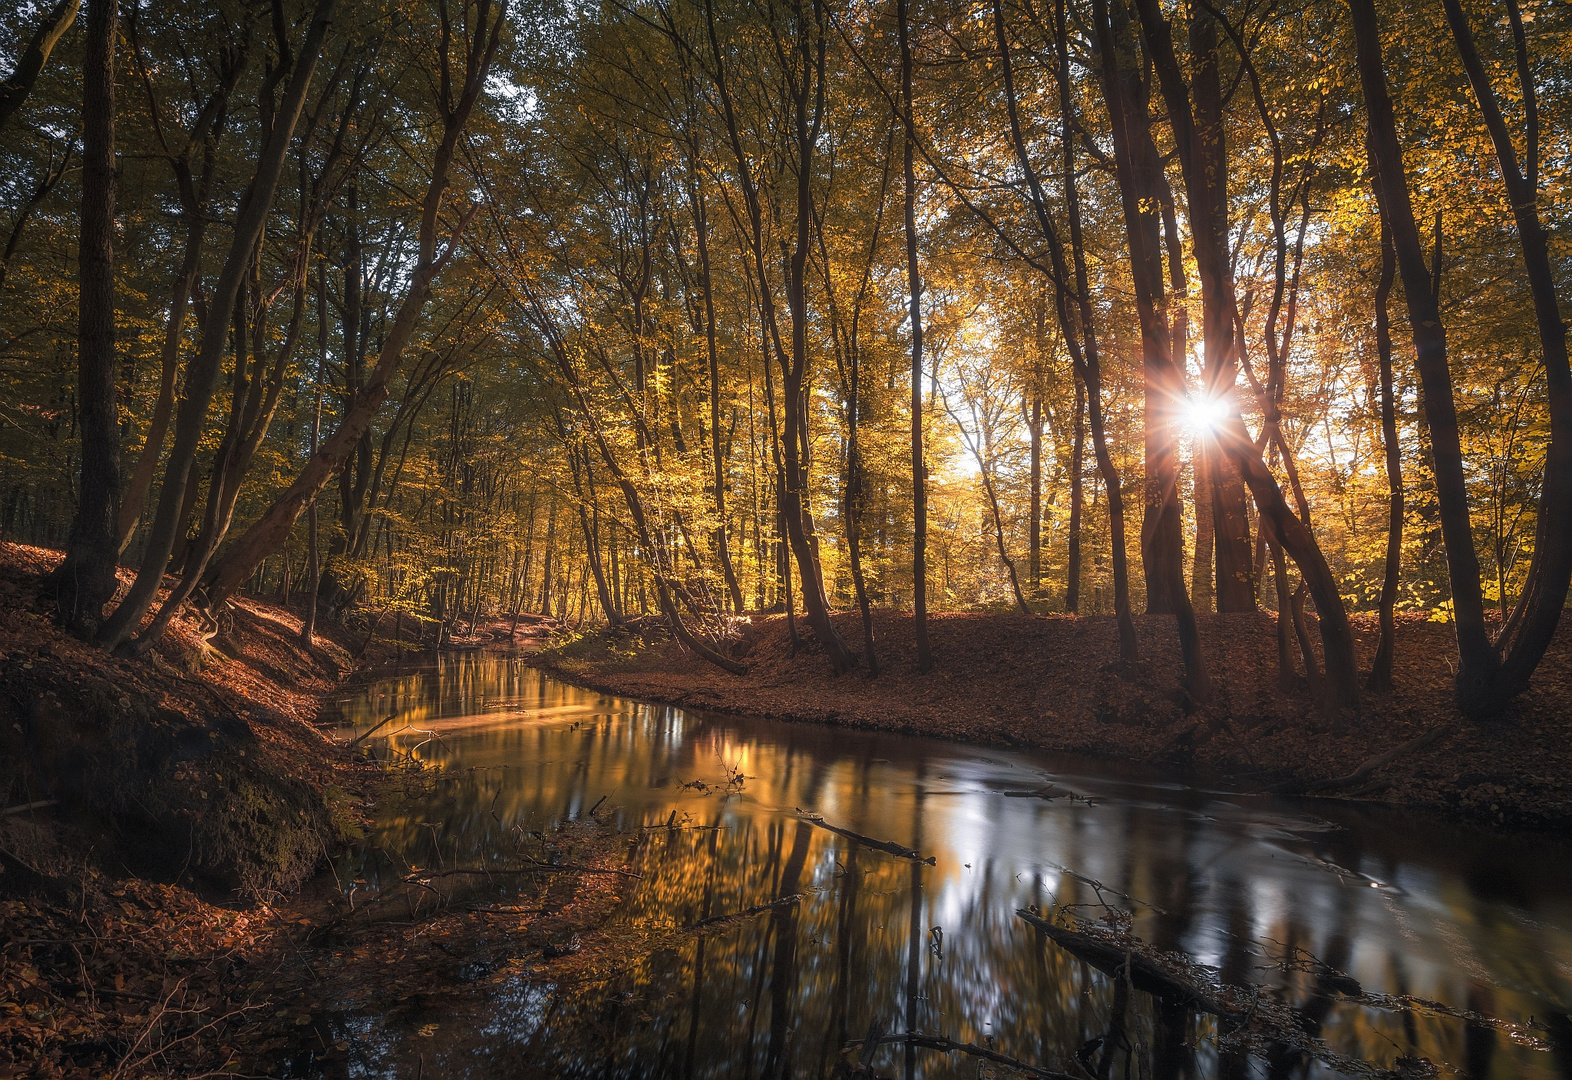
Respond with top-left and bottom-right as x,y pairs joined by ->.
318,652 -> 1572,1078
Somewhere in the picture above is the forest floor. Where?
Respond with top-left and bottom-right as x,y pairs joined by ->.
536,606 -> 1572,830
0,543 -> 624,1080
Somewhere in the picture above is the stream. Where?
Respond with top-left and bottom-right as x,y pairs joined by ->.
308,651 -> 1572,1078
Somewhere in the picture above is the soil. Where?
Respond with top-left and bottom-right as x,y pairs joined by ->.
534,607 -> 1572,830
0,543 -> 625,1079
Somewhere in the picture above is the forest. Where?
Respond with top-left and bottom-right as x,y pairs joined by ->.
2,0 -> 1568,715
2,0 -> 1572,1072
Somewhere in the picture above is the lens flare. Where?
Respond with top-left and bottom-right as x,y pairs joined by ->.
1182,394 -> 1231,433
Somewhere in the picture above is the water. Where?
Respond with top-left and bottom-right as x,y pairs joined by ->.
316,651 -> 1572,1078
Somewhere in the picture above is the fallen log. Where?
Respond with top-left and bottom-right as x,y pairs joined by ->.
1015,909 -> 1244,1019
796,810 -> 935,864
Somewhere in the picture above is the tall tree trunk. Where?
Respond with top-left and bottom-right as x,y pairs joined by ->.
1134,0 -> 1254,613
116,188 -> 206,551
1139,0 -> 1361,708
1029,392 -> 1042,595
97,0 -> 337,651
1369,223 -> 1402,691
1090,0 -> 1209,698
53,0 -> 121,636
900,0 -> 933,672
1351,0 -> 1498,711
1441,0 -> 1572,705
301,262 -> 329,645
701,0 -> 848,670
691,175 -> 745,614
1157,182 -> 1213,616
539,495 -> 556,615
1067,373 -> 1085,613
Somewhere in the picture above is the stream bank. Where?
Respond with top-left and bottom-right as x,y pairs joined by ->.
535,607 -> 1572,829
0,543 -> 618,1079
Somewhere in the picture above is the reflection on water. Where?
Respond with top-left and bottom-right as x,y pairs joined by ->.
320,652 -> 1572,1078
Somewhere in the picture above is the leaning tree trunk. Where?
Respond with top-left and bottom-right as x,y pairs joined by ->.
0,0 -> 80,130
116,181 -> 207,551
52,0 -> 121,637
198,0 -> 505,616
96,0 -> 337,651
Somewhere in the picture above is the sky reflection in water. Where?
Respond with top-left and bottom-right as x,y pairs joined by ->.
319,652 -> 1572,1079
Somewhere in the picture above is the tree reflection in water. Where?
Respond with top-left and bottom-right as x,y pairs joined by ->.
311,654 -> 1572,1079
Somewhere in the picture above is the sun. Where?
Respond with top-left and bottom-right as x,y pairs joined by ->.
1181,394 -> 1232,434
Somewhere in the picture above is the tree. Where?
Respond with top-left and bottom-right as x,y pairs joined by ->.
50,0 -> 120,636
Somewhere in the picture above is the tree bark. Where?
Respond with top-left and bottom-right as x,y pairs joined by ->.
899,0 -> 933,672
1029,391 -> 1043,596
1441,0 -> 1572,706
690,174 -> 745,614
1369,223 -> 1402,691
1351,0 -> 1498,711
1067,378 -> 1085,614
116,198 -> 205,551
52,0 -> 121,636
1090,0 -> 1208,697
0,0 -> 80,130
97,0 -> 338,650
1133,0 -> 1254,614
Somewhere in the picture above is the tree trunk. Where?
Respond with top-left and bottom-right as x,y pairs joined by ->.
97,0 -> 337,651
901,0 -> 933,672
1369,223 -> 1402,691
1351,0 -> 1498,711
691,175 -> 745,614
1066,375 -> 1084,613
1090,0 -> 1208,698
301,262 -> 329,645
1441,0 -> 1572,705
117,187 -> 206,551
0,0 -> 80,130
53,0 -> 121,637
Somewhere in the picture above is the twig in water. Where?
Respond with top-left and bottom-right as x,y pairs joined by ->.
796,810 -> 935,864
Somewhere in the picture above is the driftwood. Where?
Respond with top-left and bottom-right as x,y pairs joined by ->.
1021,908 -> 1482,1077
1269,726 -> 1452,794
1016,909 -> 1244,1019
796,810 -> 935,864
841,1031 -> 1078,1079
679,893 -> 803,935
347,712 -> 398,748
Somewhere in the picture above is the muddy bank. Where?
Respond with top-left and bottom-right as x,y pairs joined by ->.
0,542 -> 378,896
0,544 -> 608,1079
535,607 -> 1572,829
